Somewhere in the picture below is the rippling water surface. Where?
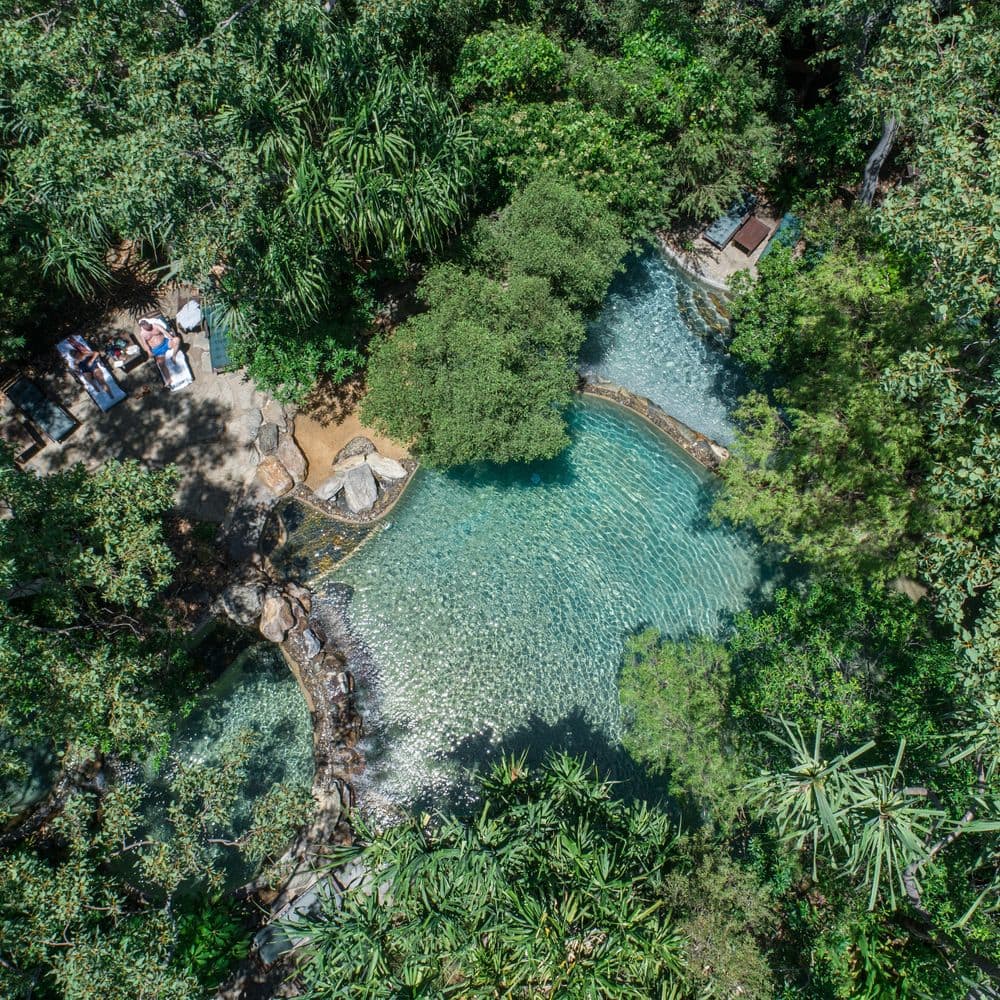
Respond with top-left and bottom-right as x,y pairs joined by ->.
287,399 -> 762,811
581,249 -> 745,444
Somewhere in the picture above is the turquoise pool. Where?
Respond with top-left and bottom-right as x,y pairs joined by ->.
581,249 -> 745,445
289,398 -> 762,811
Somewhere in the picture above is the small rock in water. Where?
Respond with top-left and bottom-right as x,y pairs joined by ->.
531,473 -> 541,485
302,627 -> 322,659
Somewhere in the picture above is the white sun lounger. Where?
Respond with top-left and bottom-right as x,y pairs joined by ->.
161,347 -> 194,391
56,335 -> 127,411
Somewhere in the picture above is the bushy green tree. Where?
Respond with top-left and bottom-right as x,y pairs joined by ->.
0,458 -> 183,767
363,265 -> 583,466
728,581 -> 957,750
472,174 -> 627,312
717,214 -> 952,581
0,737 -> 310,999
453,23 -> 567,102
294,753 -> 774,998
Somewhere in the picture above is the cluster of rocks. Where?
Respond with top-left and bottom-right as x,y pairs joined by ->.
222,403 -> 308,561
215,568 -> 365,992
312,436 -> 412,518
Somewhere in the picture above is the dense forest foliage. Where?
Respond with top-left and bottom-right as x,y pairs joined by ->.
1,0 -> 998,996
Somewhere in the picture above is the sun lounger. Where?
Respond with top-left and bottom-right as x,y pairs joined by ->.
142,316 -> 194,391
204,304 -> 238,374
2,377 -> 77,443
703,192 -> 758,250
56,335 -> 127,411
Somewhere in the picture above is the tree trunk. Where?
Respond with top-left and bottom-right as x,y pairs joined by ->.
858,114 -> 898,206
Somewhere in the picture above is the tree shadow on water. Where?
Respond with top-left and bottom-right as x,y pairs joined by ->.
408,708 -> 673,819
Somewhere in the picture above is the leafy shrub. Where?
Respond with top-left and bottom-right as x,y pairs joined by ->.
453,24 -> 566,102
173,894 -> 249,990
619,629 -> 742,826
473,175 -> 627,312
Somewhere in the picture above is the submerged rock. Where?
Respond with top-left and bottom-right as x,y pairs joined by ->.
366,452 -> 406,481
343,464 -> 378,513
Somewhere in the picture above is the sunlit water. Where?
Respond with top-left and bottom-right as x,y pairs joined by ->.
581,249 -> 745,444
284,399 -> 762,812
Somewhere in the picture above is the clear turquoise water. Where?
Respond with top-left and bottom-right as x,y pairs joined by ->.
291,398 -> 761,811
581,249 -> 744,445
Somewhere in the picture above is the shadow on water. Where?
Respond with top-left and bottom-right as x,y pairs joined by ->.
395,709 -> 673,818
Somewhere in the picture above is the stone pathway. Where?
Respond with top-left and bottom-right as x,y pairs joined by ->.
17,321 -> 283,523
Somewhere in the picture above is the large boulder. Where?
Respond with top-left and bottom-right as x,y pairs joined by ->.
334,436 -> 377,463
220,576 -> 266,626
343,463 -> 378,513
365,452 -> 406,482
260,591 -> 295,643
276,434 -> 308,484
229,408 -> 263,447
314,472 -> 347,501
255,455 -> 294,497
331,453 -> 367,474
262,399 -> 287,432
257,422 -> 279,455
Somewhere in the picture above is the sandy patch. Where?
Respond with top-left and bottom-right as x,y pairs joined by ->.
294,379 -> 411,490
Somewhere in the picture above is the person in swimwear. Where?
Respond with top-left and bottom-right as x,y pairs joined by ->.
70,344 -> 111,395
137,317 -> 181,384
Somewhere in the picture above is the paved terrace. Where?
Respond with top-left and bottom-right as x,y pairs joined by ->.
9,304 -> 282,523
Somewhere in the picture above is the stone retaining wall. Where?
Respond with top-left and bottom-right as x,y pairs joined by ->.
580,376 -> 730,472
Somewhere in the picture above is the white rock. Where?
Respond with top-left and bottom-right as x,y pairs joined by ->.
332,453 -> 367,474
365,453 -> 406,481
314,472 -> 347,501
343,463 -> 378,513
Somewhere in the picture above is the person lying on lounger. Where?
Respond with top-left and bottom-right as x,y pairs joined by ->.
69,344 -> 111,395
137,317 -> 182,383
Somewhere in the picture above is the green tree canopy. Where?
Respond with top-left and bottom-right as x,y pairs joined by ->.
472,174 -> 628,313
295,753 -> 774,998
0,458 -> 183,764
363,264 -> 584,467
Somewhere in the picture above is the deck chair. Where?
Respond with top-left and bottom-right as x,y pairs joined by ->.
56,335 -> 127,411
140,316 -> 194,391
204,304 -> 238,374
2,377 -> 77,443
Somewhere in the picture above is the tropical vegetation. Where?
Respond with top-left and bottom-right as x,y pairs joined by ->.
1,0 -> 999,996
